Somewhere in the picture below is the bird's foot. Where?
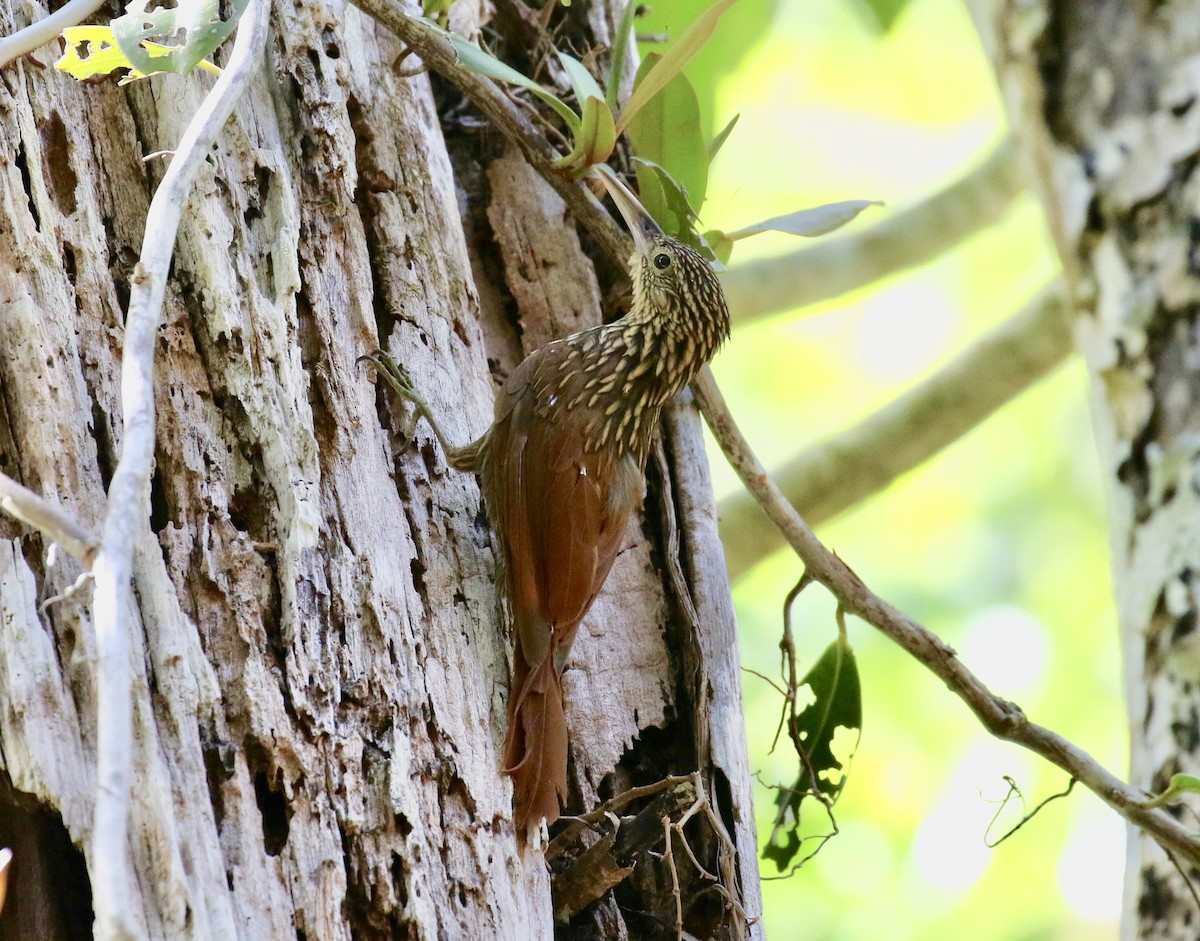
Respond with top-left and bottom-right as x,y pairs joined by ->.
359,349 -> 421,402
359,348 -> 432,445
360,348 -> 463,459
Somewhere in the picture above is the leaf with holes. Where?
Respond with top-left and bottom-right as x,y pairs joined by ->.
55,25 -> 222,84
110,0 -> 248,76
763,633 -> 861,871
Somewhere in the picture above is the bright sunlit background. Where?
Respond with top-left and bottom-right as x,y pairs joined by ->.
639,0 -> 1125,938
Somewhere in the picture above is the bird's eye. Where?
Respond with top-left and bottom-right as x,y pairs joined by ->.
654,253 -> 671,270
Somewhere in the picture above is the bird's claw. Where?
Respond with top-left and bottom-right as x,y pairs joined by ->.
360,349 -> 419,399
360,348 -> 438,450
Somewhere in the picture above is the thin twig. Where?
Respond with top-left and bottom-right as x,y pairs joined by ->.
720,137 -> 1026,322
39,570 -> 95,617
983,776 -> 1076,847
546,774 -> 693,860
663,813 -> 684,941
691,365 -> 1200,868
1162,847 -> 1200,915
768,573 -> 809,754
0,0 -> 107,69
87,4 -> 271,939
551,777 -> 699,924
742,665 -> 785,697
719,281 -> 1072,577
0,471 -> 98,566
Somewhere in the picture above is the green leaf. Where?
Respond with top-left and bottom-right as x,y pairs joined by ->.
855,0 -> 912,32
605,0 -> 640,112
763,634 -> 862,871
439,26 -> 581,132
632,160 -> 668,233
1141,773 -> 1200,808
627,52 -> 708,213
727,200 -> 883,241
111,0 -> 248,76
703,228 -> 733,266
615,0 -> 743,136
557,52 -> 606,110
631,158 -> 708,256
553,96 -> 617,172
708,113 -> 739,163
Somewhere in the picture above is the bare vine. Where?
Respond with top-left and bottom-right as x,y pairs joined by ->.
0,5 -> 273,939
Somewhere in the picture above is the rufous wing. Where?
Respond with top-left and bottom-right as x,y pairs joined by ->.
485,350 -> 643,835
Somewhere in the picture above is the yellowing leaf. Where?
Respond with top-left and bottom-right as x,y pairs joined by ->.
552,96 -> 617,172
55,25 -> 221,84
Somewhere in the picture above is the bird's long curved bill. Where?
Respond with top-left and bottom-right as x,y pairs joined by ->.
598,167 -> 663,255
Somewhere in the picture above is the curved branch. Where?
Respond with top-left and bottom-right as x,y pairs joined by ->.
88,4 -> 271,939
346,0 -> 631,269
720,137 -> 1026,322
0,471 -> 98,566
719,282 -> 1072,578
691,366 -> 1200,868
0,0 -> 107,69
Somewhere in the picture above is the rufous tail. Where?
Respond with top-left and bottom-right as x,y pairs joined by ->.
502,651 -> 568,839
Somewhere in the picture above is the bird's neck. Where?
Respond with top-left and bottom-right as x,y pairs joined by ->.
592,318 -> 701,405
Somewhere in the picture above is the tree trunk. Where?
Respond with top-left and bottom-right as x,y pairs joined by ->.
0,2 -> 761,938
972,1 -> 1200,936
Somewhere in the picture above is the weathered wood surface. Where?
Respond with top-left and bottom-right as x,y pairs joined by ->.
0,2 -> 760,938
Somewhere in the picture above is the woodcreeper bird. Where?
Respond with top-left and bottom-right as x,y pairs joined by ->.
364,171 -> 730,837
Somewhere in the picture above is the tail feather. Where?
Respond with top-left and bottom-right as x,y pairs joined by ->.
502,652 -> 569,837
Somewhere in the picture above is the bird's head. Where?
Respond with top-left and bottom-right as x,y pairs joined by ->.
598,170 -> 730,354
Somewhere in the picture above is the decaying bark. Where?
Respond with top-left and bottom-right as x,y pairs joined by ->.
972,1 -> 1200,937
0,2 -> 759,939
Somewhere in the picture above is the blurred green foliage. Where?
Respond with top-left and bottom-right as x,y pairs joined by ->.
854,0 -> 913,31
638,0 -> 1123,939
